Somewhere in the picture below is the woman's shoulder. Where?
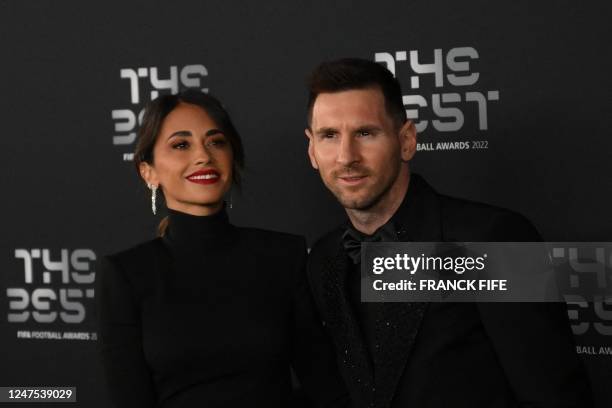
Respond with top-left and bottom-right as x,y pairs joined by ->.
236,227 -> 306,250
97,238 -> 169,295
102,238 -> 167,271
235,228 -> 307,286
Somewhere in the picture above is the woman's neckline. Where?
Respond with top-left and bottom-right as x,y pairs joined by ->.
163,206 -> 235,249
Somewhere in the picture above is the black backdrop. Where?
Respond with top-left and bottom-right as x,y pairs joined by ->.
1,1 -> 611,407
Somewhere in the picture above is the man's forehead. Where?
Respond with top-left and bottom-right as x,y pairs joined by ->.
311,88 -> 388,128
313,88 -> 385,107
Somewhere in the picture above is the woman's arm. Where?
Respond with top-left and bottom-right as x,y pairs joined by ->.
96,256 -> 157,408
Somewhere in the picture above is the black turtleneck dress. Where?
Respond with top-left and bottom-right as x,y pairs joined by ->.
96,209 -> 347,408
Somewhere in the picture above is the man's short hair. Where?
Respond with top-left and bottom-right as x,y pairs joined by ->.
306,58 -> 407,128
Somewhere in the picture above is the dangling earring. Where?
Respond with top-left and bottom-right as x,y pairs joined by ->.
226,188 -> 233,210
147,183 -> 158,215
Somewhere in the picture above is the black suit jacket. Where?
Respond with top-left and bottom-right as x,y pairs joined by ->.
307,174 -> 591,408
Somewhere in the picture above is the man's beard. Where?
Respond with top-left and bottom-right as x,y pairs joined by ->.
327,162 -> 401,211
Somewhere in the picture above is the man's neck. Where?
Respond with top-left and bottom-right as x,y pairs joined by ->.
346,170 -> 410,235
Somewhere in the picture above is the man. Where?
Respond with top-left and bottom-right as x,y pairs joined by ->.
304,58 -> 591,408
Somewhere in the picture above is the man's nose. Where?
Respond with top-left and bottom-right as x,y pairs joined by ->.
336,134 -> 360,166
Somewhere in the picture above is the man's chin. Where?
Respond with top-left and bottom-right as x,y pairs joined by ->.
336,194 -> 378,211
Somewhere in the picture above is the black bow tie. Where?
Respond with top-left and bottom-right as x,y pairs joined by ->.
341,222 -> 399,264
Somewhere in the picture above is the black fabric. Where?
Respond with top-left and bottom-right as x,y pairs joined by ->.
341,222 -> 398,265
342,223 -> 398,368
307,174 -> 592,408
96,208 -> 349,408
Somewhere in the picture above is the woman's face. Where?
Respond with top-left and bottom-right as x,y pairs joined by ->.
140,102 -> 233,216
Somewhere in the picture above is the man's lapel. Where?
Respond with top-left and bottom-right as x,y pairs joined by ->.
373,174 -> 443,407
319,242 -> 375,403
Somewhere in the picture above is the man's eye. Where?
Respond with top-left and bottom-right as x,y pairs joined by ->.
322,133 -> 336,139
172,141 -> 189,149
358,131 -> 371,137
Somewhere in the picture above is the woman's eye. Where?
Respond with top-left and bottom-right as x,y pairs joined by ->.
172,141 -> 189,149
207,138 -> 227,147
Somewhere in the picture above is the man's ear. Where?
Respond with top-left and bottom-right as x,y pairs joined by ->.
139,161 -> 159,186
399,120 -> 417,162
305,128 -> 319,170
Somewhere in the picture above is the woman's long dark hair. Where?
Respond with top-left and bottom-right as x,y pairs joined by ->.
133,90 -> 245,236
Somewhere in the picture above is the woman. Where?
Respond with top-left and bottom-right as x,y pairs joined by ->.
96,90 -> 347,407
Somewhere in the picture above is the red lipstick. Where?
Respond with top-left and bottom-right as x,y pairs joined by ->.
186,169 -> 221,185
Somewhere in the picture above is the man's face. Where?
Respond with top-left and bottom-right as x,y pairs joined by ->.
306,87 -> 416,210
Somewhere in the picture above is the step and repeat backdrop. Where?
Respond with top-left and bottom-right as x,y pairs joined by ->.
1,1 -> 611,407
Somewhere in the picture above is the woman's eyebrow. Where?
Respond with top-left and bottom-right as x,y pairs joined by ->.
167,130 -> 192,140
205,129 -> 224,137
167,129 -> 224,140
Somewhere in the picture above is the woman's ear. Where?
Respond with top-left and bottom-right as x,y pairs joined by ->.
139,162 -> 159,186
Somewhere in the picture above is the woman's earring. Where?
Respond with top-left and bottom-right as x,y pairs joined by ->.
147,183 -> 158,215
226,188 -> 233,210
